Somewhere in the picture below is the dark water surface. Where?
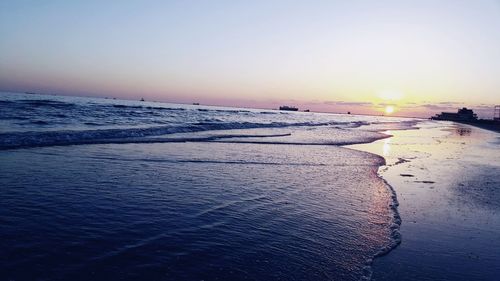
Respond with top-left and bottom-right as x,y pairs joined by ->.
0,92 -> 414,280
1,142 -> 395,281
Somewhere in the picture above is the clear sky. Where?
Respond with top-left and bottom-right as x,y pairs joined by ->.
1,0 -> 499,117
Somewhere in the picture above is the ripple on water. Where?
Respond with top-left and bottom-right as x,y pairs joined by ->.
0,141 -> 399,281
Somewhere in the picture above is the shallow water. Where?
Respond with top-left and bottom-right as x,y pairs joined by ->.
0,92 -> 416,280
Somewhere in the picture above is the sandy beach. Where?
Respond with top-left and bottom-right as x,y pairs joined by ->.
350,121 -> 500,280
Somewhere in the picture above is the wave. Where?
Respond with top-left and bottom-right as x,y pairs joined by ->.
14,99 -> 77,108
215,109 -> 251,114
82,155 -> 326,166
29,120 -> 50,125
360,120 -> 421,131
357,156 -> 403,281
112,104 -> 142,109
3,99 -> 189,112
0,120 -> 369,150
210,136 -> 390,146
0,100 -> 14,105
145,106 -> 185,111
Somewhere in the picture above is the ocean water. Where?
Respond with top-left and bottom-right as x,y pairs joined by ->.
0,92 -> 417,280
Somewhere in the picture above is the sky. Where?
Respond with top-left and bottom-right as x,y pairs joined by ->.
1,0 -> 499,117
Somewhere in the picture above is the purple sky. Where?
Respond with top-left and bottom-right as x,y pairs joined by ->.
1,1 -> 499,118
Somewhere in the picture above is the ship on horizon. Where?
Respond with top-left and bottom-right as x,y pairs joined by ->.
279,105 -> 299,111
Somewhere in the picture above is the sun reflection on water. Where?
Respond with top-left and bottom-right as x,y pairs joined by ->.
383,131 -> 392,156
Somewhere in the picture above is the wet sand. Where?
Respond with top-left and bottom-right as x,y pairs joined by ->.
349,121 -> 500,280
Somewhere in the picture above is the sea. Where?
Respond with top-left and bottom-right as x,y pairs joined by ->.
0,92 -> 419,281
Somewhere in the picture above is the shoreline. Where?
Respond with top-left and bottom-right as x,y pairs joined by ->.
348,121 -> 500,280
345,127 -> 411,280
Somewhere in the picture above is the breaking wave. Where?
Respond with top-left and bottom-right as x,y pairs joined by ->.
0,120 -> 371,149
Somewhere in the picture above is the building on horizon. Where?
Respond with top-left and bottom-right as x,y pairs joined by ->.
431,107 -> 478,121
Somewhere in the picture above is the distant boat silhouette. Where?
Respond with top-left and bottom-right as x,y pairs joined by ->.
279,106 -> 299,111
140,98 -> 145,102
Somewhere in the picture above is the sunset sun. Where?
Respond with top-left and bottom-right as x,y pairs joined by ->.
385,106 -> 395,115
